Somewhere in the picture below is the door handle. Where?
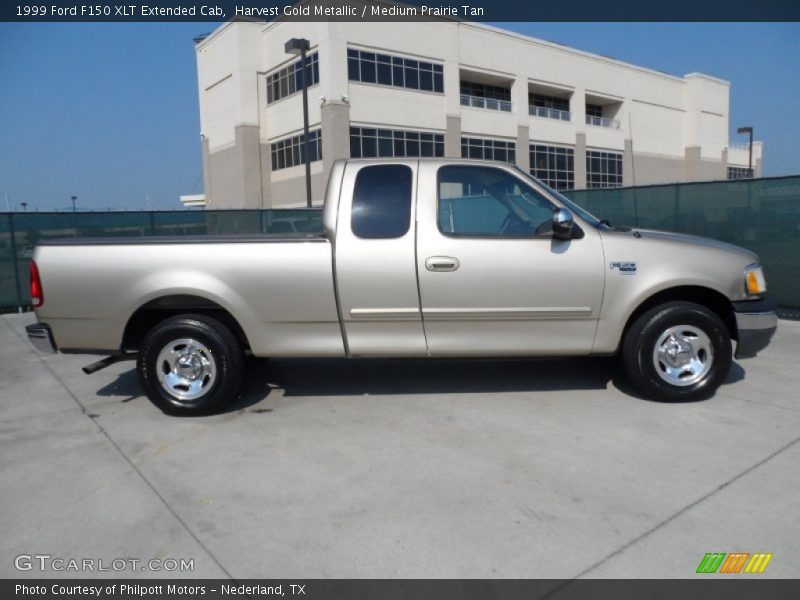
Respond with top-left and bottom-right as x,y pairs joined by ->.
425,256 -> 460,272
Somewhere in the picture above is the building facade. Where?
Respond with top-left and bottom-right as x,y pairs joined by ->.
194,14 -> 763,208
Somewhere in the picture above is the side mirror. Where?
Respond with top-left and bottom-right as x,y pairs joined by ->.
552,207 -> 574,240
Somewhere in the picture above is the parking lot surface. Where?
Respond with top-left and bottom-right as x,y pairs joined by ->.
1,312 -> 799,578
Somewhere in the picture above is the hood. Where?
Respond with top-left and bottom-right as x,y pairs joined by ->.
607,228 -> 757,261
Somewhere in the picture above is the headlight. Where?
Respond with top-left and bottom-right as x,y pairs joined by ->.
744,263 -> 767,296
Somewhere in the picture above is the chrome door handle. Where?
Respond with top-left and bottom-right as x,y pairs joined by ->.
425,256 -> 460,272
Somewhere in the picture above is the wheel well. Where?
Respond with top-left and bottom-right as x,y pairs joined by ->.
623,286 -> 737,343
122,295 -> 251,353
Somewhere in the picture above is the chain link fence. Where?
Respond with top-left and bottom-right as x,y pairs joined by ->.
1,175 -> 798,312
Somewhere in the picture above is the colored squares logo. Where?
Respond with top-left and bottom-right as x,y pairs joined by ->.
696,552 -> 773,574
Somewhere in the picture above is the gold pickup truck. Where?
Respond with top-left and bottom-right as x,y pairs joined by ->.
26,159 -> 777,415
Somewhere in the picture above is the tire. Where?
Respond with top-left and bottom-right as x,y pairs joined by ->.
137,314 -> 243,416
622,301 -> 732,402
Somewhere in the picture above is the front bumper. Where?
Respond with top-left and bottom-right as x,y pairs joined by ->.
732,298 -> 778,359
26,323 -> 58,354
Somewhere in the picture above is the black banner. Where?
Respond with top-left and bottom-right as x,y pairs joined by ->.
3,0 -> 800,22
5,580 -> 800,600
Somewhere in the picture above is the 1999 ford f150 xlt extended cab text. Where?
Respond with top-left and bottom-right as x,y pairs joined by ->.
26,159 -> 777,415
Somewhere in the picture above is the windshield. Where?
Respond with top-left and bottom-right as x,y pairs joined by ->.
514,167 -> 603,229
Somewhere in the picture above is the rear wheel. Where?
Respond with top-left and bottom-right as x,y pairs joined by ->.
137,314 -> 243,415
622,301 -> 732,402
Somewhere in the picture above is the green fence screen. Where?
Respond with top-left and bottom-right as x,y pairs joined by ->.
564,176 -> 800,311
1,175 -> 798,312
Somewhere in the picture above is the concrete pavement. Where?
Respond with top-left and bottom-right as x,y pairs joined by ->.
1,312 -> 798,578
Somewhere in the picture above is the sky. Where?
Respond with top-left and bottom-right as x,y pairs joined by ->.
0,22 -> 798,211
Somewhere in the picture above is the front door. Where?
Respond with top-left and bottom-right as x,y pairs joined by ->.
416,162 -> 605,356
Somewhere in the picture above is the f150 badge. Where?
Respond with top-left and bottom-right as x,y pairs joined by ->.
610,261 -> 637,275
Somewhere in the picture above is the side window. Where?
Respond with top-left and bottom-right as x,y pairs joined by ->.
351,164 -> 413,239
438,166 -> 555,237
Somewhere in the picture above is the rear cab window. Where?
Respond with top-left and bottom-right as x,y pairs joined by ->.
351,164 -> 413,239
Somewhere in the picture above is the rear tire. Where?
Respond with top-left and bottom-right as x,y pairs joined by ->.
622,301 -> 731,402
137,314 -> 243,416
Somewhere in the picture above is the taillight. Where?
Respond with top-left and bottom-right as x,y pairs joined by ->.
30,260 -> 43,308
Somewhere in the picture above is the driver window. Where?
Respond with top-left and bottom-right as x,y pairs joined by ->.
438,165 -> 555,237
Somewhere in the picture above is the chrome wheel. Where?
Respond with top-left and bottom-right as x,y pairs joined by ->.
652,325 -> 713,387
155,338 -> 217,402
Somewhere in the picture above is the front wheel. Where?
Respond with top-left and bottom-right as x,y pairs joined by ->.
622,301 -> 732,402
137,314 -> 243,415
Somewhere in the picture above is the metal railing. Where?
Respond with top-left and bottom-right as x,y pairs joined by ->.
728,141 -> 751,150
460,94 -> 512,112
529,105 -> 571,122
586,115 -> 620,129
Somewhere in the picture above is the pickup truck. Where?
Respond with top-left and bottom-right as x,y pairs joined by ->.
26,159 -> 777,415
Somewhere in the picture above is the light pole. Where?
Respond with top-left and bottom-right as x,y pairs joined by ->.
20,202 -> 27,212
285,37 -> 312,208
71,195 -> 78,212
737,126 -> 753,178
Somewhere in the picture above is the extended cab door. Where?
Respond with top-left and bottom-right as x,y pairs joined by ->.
416,162 -> 605,356
334,160 -> 427,356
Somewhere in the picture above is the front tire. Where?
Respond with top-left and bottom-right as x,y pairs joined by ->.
622,301 -> 732,402
137,314 -> 243,416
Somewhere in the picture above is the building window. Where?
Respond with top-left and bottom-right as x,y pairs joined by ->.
586,103 -> 603,118
347,48 -> 443,93
350,127 -> 444,158
351,165 -> 414,239
461,137 -> 516,163
460,81 -> 512,112
529,93 -> 571,121
266,52 -> 320,105
270,130 -> 322,171
586,149 -> 623,188
529,144 -> 574,191
728,166 -> 753,180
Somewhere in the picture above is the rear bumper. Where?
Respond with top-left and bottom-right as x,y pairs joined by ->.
732,299 -> 778,359
26,323 -> 58,354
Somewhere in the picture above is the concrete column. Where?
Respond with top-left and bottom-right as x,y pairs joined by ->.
571,87 -> 586,135
623,139 -> 634,187
755,157 -> 763,178
320,100 -> 352,195
575,132 -> 587,190
516,125 -> 530,172
721,147 -> 729,181
684,146 -> 702,182
237,124 -> 263,209
445,115 -> 461,158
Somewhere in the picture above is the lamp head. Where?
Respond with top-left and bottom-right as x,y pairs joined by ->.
284,38 -> 310,56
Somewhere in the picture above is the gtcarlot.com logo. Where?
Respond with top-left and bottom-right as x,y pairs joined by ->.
14,554 -> 194,572
696,552 -> 773,574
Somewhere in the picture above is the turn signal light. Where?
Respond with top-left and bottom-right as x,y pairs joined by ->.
744,264 -> 766,296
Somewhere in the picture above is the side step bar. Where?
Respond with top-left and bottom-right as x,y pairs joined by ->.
82,354 -> 136,375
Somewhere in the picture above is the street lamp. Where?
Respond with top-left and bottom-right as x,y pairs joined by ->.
737,126 -> 754,178
285,37 -> 313,208
20,202 -> 27,212
70,195 -> 78,212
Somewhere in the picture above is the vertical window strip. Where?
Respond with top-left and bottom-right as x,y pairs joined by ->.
529,144 -> 575,191
585,149 -> 623,189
